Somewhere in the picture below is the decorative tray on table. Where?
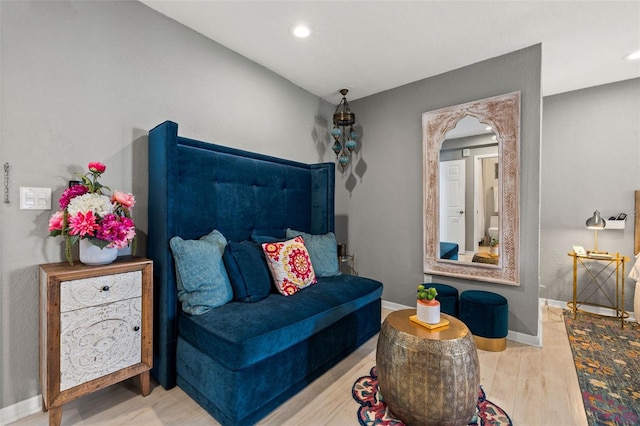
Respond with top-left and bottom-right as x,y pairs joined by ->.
409,315 -> 449,330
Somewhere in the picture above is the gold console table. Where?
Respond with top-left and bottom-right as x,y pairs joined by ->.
568,251 -> 630,328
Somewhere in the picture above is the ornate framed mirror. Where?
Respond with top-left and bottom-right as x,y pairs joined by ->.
423,92 -> 520,285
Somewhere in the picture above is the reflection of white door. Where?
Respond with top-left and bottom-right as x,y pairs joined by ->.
473,154 -> 499,253
439,160 -> 466,251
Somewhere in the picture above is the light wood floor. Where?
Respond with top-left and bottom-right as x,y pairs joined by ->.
12,306 -> 587,426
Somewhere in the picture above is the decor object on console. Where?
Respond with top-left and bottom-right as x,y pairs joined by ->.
48,162 -> 136,265
331,88 -> 358,170
416,285 -> 440,324
585,210 -> 606,254
147,121 -> 383,426
39,258 -> 153,426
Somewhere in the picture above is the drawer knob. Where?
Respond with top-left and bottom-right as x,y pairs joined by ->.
133,326 -> 140,332
102,286 -> 110,292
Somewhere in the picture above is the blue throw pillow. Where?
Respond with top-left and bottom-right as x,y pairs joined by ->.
285,229 -> 341,277
223,240 -> 272,302
169,230 -> 234,315
250,232 -> 285,245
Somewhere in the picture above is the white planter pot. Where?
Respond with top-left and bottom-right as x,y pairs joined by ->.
79,239 -> 118,265
417,300 -> 440,324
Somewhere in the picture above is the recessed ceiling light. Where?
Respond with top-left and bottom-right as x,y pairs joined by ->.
291,25 -> 311,38
624,50 -> 640,61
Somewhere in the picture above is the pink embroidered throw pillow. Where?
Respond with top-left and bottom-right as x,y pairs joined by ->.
262,236 -> 317,296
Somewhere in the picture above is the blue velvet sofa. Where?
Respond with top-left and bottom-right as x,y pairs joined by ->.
147,121 -> 383,425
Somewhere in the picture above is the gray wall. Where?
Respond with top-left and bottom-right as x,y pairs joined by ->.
540,78 -> 640,311
338,45 -> 542,338
0,0 -> 333,409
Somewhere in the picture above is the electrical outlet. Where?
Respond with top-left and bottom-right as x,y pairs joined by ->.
20,187 -> 52,210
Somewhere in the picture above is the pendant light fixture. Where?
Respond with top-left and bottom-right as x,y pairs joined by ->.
331,89 -> 357,171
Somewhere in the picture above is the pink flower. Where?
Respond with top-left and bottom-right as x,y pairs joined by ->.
88,162 -> 106,174
96,214 -> 136,249
68,211 -> 100,237
111,191 -> 135,209
48,211 -> 64,232
59,185 -> 88,209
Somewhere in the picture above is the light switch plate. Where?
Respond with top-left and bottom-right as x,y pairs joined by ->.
20,187 -> 52,210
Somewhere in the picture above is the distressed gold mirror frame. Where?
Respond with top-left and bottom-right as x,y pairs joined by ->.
423,92 -> 521,285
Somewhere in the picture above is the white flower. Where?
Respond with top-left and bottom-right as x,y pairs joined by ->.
67,193 -> 114,217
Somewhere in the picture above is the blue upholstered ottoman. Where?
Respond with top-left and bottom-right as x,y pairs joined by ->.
428,283 -> 459,317
459,290 -> 508,351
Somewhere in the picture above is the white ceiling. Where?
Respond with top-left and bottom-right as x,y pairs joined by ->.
140,1 -> 640,103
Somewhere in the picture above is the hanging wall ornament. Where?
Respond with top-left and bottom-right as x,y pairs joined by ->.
331,89 -> 358,171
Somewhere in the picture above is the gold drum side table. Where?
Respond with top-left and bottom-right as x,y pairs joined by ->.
376,309 -> 480,426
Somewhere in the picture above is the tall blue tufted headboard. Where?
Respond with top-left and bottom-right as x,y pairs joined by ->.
147,121 -> 335,389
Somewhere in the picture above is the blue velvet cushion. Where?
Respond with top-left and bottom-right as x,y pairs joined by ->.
177,274 -> 383,371
285,229 -> 341,277
250,232 -> 285,244
169,230 -> 233,315
223,241 -> 272,302
429,283 -> 459,317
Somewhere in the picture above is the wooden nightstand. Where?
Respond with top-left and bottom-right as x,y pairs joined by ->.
39,257 -> 153,426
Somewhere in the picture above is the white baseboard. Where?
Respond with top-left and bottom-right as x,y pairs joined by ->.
381,300 -> 410,312
542,297 -> 637,323
0,394 -> 41,426
508,327 -> 541,347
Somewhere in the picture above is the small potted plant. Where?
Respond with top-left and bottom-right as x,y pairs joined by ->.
416,284 -> 440,324
490,238 -> 499,256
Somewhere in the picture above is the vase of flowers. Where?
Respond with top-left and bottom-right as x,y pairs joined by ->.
48,162 -> 136,265
416,285 -> 440,324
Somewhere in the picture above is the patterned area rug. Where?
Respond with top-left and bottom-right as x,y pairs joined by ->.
564,310 -> 640,425
352,366 -> 512,426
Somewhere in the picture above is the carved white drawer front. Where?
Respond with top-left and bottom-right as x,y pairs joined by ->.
60,297 -> 142,391
60,271 -> 141,312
